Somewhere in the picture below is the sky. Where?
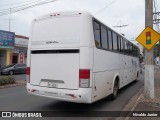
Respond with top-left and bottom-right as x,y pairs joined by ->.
0,0 -> 157,41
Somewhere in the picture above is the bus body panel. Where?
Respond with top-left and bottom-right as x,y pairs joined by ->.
27,83 -> 92,103
31,14 -> 81,47
30,11 -> 93,49
27,12 -> 95,103
92,49 -> 120,102
30,52 -> 80,89
28,12 -> 94,90
92,48 -> 140,102
27,11 -> 140,103
79,47 -> 94,87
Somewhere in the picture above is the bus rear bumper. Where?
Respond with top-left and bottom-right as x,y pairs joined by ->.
27,83 -> 92,103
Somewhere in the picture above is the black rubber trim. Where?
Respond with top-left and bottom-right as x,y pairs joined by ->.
31,50 -> 79,54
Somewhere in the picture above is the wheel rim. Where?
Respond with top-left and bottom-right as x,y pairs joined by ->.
10,71 -> 13,75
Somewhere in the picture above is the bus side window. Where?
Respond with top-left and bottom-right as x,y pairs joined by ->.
108,30 -> 113,50
130,44 -> 133,56
100,25 -> 108,49
134,46 -> 137,57
124,40 -> 128,54
93,21 -> 101,48
137,48 -> 139,57
112,32 -> 118,51
132,46 -> 135,56
118,36 -> 121,52
128,42 -> 131,55
121,37 -> 124,53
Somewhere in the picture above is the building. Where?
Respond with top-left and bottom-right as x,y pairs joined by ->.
0,30 -> 15,67
0,30 -> 28,67
10,35 -> 28,64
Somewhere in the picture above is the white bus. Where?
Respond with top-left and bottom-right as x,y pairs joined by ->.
26,11 -> 140,103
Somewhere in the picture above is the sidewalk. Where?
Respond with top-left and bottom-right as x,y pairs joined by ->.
128,67 -> 160,120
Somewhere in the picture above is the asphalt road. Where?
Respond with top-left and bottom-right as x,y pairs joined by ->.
0,74 -> 144,120
13,74 -> 26,81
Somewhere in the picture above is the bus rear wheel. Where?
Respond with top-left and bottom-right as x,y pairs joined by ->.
111,80 -> 119,100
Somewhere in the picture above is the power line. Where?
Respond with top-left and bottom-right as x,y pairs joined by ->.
0,0 -> 42,13
95,0 -> 119,15
153,0 -> 160,45
113,25 -> 129,27
0,0 -> 58,31
155,0 -> 159,12
113,24 -> 128,35
0,0 -> 38,7
0,0 -> 58,16
113,20 -> 128,34
153,0 -> 160,32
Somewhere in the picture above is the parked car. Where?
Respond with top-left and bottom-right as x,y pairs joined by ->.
0,66 -> 3,75
1,63 -> 26,75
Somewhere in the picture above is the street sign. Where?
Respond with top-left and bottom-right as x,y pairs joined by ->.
0,30 -> 15,48
136,26 -> 160,50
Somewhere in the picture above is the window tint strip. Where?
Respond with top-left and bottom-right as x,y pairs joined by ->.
31,50 -> 79,54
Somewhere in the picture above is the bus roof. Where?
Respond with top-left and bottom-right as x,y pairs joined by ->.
34,11 -> 91,21
33,11 -> 138,48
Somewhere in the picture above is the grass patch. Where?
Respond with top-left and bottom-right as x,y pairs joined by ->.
0,76 -> 15,86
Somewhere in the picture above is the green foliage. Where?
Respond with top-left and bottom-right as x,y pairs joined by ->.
0,76 -> 15,86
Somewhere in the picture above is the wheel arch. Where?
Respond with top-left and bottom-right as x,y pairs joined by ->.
112,73 -> 120,93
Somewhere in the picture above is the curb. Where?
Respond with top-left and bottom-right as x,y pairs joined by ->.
124,89 -> 143,120
0,80 -> 26,89
116,87 -> 143,120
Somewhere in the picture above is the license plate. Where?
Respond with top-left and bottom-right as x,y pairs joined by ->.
48,82 -> 58,88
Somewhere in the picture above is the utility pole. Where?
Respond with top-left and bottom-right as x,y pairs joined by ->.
2,8 -> 14,31
9,8 -> 11,31
144,0 -> 155,98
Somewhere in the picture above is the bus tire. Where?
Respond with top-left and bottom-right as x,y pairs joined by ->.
111,79 -> 119,100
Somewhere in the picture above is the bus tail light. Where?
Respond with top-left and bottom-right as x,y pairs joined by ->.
26,67 -> 30,83
79,69 -> 90,88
